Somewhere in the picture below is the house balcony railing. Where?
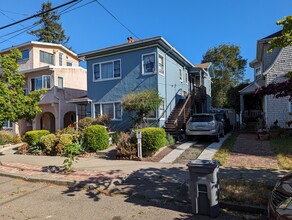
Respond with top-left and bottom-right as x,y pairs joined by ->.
192,85 -> 206,102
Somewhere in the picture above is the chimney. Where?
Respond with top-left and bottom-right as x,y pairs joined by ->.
127,36 -> 134,43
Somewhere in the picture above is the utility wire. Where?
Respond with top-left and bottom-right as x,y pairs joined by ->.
0,0 -> 95,45
94,0 -> 140,40
0,0 -> 79,31
0,9 -> 29,16
0,11 -> 25,27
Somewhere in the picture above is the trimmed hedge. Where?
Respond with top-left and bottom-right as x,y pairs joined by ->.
135,127 -> 166,157
23,130 -> 50,146
84,125 -> 109,152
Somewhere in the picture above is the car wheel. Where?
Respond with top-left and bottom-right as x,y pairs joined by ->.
220,129 -> 225,137
214,133 -> 220,142
186,135 -> 192,141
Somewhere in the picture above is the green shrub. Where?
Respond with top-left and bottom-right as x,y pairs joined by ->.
23,130 -> 50,146
134,127 -> 166,156
0,133 -> 13,144
84,125 -> 109,152
165,134 -> 175,145
40,134 -> 57,155
59,134 -> 73,146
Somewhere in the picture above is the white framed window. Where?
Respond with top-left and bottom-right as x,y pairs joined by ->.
58,77 -> 63,88
59,53 -> 63,66
3,120 -> 12,129
185,70 -> 188,85
66,61 -> 72,66
93,59 -> 121,81
142,53 -> 156,74
147,110 -> 157,119
179,69 -> 183,82
30,75 -> 51,91
18,49 -> 29,60
40,51 -> 54,65
94,102 -> 122,120
255,67 -> 261,75
158,54 -> 164,75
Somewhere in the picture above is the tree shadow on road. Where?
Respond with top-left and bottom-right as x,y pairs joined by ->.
61,169 -> 124,202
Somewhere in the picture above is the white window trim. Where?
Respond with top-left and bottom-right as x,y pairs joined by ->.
93,101 -> 122,121
3,120 -> 13,129
185,69 -> 188,85
142,52 -> 156,75
58,76 -> 63,89
18,49 -> 29,61
255,67 -> 261,76
179,68 -> 183,82
40,50 -> 54,65
92,59 -> 122,82
159,100 -> 165,120
30,75 -> 51,91
158,53 -> 165,76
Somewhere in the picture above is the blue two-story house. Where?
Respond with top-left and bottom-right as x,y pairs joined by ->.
79,36 -> 214,136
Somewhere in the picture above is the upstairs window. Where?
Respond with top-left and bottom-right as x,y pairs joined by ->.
59,53 -> 63,66
255,67 -> 261,75
19,49 -> 29,60
142,53 -> 155,74
179,69 -> 183,82
66,61 -> 72,66
40,51 -> 54,65
30,75 -> 51,91
158,54 -> 164,75
93,60 -> 121,81
185,70 -> 188,85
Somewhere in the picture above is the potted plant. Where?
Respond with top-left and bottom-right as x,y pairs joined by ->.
269,120 -> 281,138
257,129 -> 270,140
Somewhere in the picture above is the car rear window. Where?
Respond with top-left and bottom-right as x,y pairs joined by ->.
191,115 -> 213,122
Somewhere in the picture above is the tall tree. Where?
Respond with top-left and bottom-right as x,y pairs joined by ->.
121,90 -> 162,129
0,49 -> 45,128
202,44 -> 247,107
268,16 -> 292,52
226,82 -> 249,113
29,1 -> 70,45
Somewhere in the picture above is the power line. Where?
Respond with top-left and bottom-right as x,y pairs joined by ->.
0,11 -> 25,27
0,0 -> 79,31
0,9 -> 29,16
0,0 -> 95,45
94,0 -> 140,40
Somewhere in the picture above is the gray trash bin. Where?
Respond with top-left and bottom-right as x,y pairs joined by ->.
187,159 -> 219,217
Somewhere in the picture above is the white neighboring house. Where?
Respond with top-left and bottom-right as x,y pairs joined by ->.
0,41 -> 87,135
240,31 -> 292,128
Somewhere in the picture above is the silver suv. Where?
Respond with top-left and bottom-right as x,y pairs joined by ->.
185,113 -> 224,141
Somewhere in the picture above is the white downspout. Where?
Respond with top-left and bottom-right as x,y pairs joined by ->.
53,76 -> 61,131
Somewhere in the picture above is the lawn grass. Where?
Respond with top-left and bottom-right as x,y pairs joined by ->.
220,179 -> 273,206
212,132 -> 238,166
270,136 -> 292,170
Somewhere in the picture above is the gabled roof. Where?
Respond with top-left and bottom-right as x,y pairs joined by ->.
194,62 -> 211,69
78,36 -> 194,68
191,62 -> 215,78
0,41 -> 79,60
261,30 -> 282,40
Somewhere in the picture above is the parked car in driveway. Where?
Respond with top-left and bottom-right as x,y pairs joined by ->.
185,113 -> 224,142
268,172 -> 292,219
215,112 -> 231,133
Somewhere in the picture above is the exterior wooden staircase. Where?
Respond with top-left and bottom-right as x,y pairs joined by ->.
163,86 -> 206,139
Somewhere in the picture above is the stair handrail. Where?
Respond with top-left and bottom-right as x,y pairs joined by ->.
149,88 -> 182,126
173,94 -> 192,127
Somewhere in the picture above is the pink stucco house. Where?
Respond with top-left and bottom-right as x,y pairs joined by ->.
0,41 -> 87,135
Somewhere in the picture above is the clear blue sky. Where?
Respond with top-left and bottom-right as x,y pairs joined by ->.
0,0 -> 291,80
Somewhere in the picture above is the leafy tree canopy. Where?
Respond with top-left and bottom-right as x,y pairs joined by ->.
0,49 -> 45,128
29,1 -> 70,46
121,90 -> 162,128
268,16 -> 292,52
202,44 -> 247,107
226,82 -> 250,113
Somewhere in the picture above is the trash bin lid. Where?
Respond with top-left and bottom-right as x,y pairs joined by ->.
187,159 -> 219,169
